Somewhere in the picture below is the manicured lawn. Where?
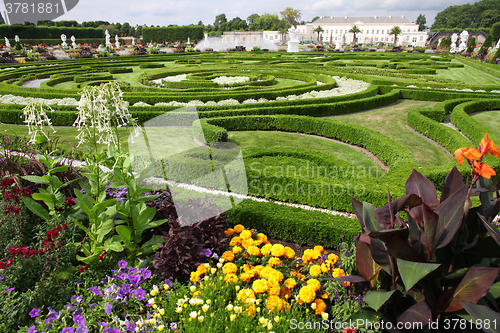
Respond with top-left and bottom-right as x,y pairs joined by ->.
471,111 -> 500,139
435,60 -> 500,86
325,100 -> 452,166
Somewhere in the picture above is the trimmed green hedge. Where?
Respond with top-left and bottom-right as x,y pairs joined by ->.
108,68 -> 133,74
139,63 -> 165,69
450,100 -> 500,144
74,73 -> 114,83
228,200 -> 361,247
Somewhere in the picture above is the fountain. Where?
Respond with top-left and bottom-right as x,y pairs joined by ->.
195,33 -> 278,52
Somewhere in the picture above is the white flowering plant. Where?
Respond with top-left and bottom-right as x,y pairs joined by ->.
21,101 -> 57,144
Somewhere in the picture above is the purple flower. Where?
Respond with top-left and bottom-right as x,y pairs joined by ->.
62,328 -> 74,333
212,252 -> 219,260
132,287 -> 146,301
75,324 -> 88,333
0,275 -> 3,281
141,269 -> 151,279
164,279 -> 173,289
29,308 -> 41,318
128,267 -> 137,275
98,322 -> 109,327
117,283 -> 131,298
118,260 -> 128,269
170,323 -> 177,329
103,328 -> 120,333
203,248 -> 212,257
118,271 -> 128,281
27,326 -> 36,333
88,286 -> 102,295
2,287 -> 14,293
71,295 -> 83,305
128,274 -> 141,287
89,303 -> 97,309
73,314 -> 85,326
104,302 -> 113,315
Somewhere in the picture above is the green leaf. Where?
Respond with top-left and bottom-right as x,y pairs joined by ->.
461,301 -> 500,333
136,218 -> 168,236
91,199 -> 117,213
21,175 -> 50,185
488,281 -> 500,299
116,225 -> 136,251
97,219 -> 114,243
72,219 -> 97,243
49,165 -> 69,174
104,235 -> 124,252
140,235 -> 165,255
21,196 -> 50,221
74,189 -> 93,216
31,193 -> 56,204
364,290 -> 397,311
137,207 -> 156,227
397,258 -> 440,291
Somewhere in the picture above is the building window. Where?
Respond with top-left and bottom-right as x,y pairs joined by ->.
412,37 -> 417,42
381,30 -> 384,34
377,30 -> 379,34
265,35 -> 268,39
371,37 -> 374,42
372,30 -> 374,34
420,36 -> 423,41
335,30 -> 338,34
406,36 -> 410,41
275,35 -> 278,39
375,37 -> 378,41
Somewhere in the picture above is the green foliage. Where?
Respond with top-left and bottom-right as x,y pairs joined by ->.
74,73 -> 113,83
492,22 -> 500,42
483,33 -> 494,47
228,200 -> 361,247
432,0 -> 500,29
142,26 -> 203,43
0,25 -> 103,39
139,62 -> 165,69
416,14 -> 427,31
466,37 -> 476,53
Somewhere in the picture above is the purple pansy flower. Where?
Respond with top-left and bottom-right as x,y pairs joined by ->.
170,323 -> 177,329
203,248 -> 212,257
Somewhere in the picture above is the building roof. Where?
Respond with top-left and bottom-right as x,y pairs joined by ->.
312,16 -> 411,25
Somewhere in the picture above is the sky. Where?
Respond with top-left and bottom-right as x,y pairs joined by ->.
2,0 -> 475,27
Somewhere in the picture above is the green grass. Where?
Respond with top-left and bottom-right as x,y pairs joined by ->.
325,100 -> 452,166
471,111 -> 500,139
228,130 -> 383,175
435,60 -> 500,86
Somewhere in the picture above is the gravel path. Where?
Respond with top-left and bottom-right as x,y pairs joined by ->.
21,78 -> 50,88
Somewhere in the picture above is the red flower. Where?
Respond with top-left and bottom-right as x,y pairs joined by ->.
65,198 -> 76,207
7,259 -> 13,266
0,261 -> 5,269
79,266 -> 88,273
21,246 -> 30,255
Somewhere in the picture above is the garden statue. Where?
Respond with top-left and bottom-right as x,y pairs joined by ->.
450,33 -> 458,53
71,35 -> 76,49
115,35 -> 120,48
132,37 -> 136,46
105,29 -> 111,48
61,34 -> 68,49
4,37 -> 10,48
496,39 -> 500,48
458,30 -> 468,52
288,26 -> 298,42
14,35 -> 19,43
187,37 -> 190,44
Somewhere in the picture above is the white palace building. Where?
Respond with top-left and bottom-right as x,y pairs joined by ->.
222,15 -> 428,48
294,16 -> 428,46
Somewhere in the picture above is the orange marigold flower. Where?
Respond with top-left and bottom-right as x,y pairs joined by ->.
242,264 -> 255,272
314,299 -> 327,315
310,265 -> 322,277
307,279 -> 322,292
280,287 -> 292,300
256,233 -> 268,243
314,245 -> 325,253
247,246 -> 262,257
233,224 -> 245,233
252,278 -> 268,293
268,257 -> 283,267
196,264 -> 207,275
299,285 -> 316,303
240,230 -> 252,239
267,279 -> 280,296
229,237 -> 242,247
224,228 -> 235,237
222,251 -> 235,262
232,246 -> 243,254
270,244 -> 285,257
284,247 -> 296,259
266,295 -> 284,312
190,271 -> 201,283
247,304 -> 256,316
224,273 -> 238,284
474,161 -> 497,179
327,253 -> 339,265
261,244 -> 272,256
284,278 -> 297,290
222,262 -> 238,274
241,238 -> 254,249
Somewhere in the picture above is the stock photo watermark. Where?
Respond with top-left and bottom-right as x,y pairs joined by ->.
2,0 -> 79,25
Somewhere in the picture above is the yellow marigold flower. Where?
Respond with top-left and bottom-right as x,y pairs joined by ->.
196,264 -> 207,275
233,224 -> 245,233
224,228 -> 235,237
268,257 -> 283,267
242,264 -> 254,272
328,253 -> 339,265
332,268 -> 346,279
267,279 -> 280,296
266,295 -> 284,312
260,266 -> 274,279
247,304 -> 256,316
256,233 -> 268,243
314,299 -> 326,315
307,279 -> 322,292
237,288 -> 256,303
254,265 -> 265,274
321,263 -> 331,273
320,291 -> 330,299
229,237 -> 242,247
284,278 -> 297,290
309,265 -> 322,277
247,246 -> 261,257
222,263 -> 238,275
268,270 -> 284,283
284,247 -> 295,259
224,274 -> 238,284
252,279 -> 269,293
232,246 -> 243,254
240,230 -> 252,239
190,272 -> 201,283
299,286 -> 316,303
239,271 -> 257,283
342,275 -> 351,287
270,244 -> 285,257
302,249 -> 321,263
241,238 -> 254,249
222,251 -> 235,262
261,244 -> 272,256
296,273 -> 307,282
314,245 -> 325,253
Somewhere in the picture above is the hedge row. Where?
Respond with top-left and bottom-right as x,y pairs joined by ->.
142,26 -> 203,43
456,57 -> 500,78
450,100 -> 500,144
228,200 -> 361,248
0,26 -> 104,39
108,68 -> 133,74
74,73 -> 114,83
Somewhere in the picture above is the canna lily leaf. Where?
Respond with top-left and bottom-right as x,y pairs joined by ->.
434,183 -> 468,249
440,167 -> 465,203
364,290 -> 397,312
397,301 -> 432,327
460,301 -> 500,333
479,214 -> 500,247
374,194 -> 421,229
356,240 -> 380,289
406,169 -> 439,208
397,258 -> 440,291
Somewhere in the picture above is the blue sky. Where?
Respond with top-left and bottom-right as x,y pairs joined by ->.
3,0 -> 474,27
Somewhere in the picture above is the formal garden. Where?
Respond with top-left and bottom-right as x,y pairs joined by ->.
0,47 -> 499,332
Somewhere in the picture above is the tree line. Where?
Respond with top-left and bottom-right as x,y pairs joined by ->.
431,0 -> 500,30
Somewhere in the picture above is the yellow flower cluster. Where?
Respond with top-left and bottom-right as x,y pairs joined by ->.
188,224 -> 350,318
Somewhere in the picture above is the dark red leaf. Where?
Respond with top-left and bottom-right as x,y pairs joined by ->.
374,194 -> 422,229
406,169 -> 439,209
434,184 -> 467,249
397,301 -> 432,326
356,240 -> 380,289
440,167 -> 465,203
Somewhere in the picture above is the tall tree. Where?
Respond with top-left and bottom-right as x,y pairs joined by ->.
481,9 -> 500,28
280,7 -> 301,28
310,16 -> 320,23
388,26 -> 402,46
214,13 -> 227,27
197,20 -> 203,26
314,25 -> 324,42
349,25 -> 361,45
431,0 -> 500,29
416,14 -> 427,31
120,22 -> 131,37
247,13 -> 260,25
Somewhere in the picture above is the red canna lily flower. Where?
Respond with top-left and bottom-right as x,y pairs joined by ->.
473,161 -> 497,179
454,147 -> 469,165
